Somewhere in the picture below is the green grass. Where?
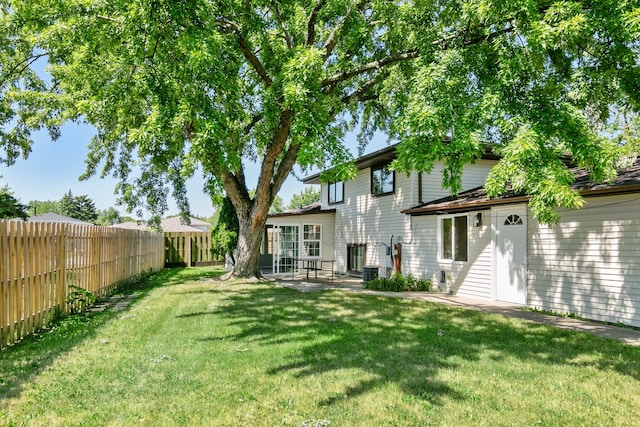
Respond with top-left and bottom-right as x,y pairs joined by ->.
1,267 -> 640,426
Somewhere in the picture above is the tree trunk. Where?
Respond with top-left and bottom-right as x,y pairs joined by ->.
230,209 -> 267,278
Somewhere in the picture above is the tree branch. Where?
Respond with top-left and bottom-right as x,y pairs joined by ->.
340,73 -> 383,105
272,142 -> 301,193
253,110 -> 294,223
272,5 -> 294,49
306,0 -> 327,45
217,19 -> 273,87
321,0 -> 368,61
322,22 -> 516,89
244,114 -> 263,134
434,23 -> 515,50
322,49 -> 419,87
0,52 -> 48,87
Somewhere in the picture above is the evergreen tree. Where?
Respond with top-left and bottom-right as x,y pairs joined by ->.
0,185 -> 28,220
58,191 -> 98,223
58,191 -> 77,218
74,195 -> 98,223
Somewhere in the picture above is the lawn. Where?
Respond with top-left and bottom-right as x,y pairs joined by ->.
1,267 -> 639,426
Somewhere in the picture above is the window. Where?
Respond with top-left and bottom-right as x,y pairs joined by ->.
261,225 -> 275,255
303,224 -> 321,257
504,214 -> 523,225
328,181 -> 344,204
371,164 -> 394,195
347,244 -> 366,274
440,215 -> 468,262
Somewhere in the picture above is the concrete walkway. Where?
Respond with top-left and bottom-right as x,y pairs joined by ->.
270,275 -> 640,347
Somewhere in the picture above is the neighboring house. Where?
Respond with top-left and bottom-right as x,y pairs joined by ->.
160,216 -> 212,233
266,143 -> 640,327
112,216 -> 211,233
28,212 -> 95,226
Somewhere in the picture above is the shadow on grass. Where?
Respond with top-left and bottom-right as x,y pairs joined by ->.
193,284 -> 640,407
0,267 -> 222,402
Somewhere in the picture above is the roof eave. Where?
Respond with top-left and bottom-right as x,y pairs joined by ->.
403,183 -> 640,216
267,208 -> 336,218
403,196 -> 530,216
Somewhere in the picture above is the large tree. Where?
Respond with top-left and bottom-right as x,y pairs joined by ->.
1,1 -> 639,277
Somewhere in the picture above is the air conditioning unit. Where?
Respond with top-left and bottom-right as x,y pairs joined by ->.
363,265 -> 379,282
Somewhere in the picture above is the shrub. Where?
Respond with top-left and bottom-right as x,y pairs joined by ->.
66,285 -> 96,314
363,273 -> 434,292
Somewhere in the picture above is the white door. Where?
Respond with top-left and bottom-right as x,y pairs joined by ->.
494,207 -> 527,304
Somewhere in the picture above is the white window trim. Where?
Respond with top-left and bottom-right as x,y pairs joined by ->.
302,223 -> 322,258
437,213 -> 469,264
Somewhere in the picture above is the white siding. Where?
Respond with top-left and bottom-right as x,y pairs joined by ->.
527,194 -> 640,327
265,213 -> 336,261
420,160 -> 496,203
329,168 -> 416,276
453,214 -> 493,299
402,215 -> 438,282
404,211 -> 493,299
316,158 -> 497,278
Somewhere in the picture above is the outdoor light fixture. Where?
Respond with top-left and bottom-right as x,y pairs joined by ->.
474,212 -> 483,227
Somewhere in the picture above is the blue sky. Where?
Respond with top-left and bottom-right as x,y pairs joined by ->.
0,120 -> 389,219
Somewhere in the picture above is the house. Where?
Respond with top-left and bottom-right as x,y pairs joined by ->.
28,212 -> 95,226
265,144 -> 499,276
113,216 -> 211,232
265,143 -> 640,327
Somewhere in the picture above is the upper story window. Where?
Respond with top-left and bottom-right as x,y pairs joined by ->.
328,181 -> 344,204
371,164 -> 394,196
440,214 -> 468,262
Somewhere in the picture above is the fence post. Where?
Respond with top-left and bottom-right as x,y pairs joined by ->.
1,220 -> 7,349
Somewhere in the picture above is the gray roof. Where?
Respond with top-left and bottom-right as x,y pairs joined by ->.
160,216 -> 210,232
403,158 -> 640,216
111,221 -> 150,231
268,203 -> 336,218
302,141 -> 500,184
28,212 -> 95,226
111,216 -> 211,232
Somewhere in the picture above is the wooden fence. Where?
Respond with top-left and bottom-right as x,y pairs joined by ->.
164,232 -> 214,266
1,220 -> 164,350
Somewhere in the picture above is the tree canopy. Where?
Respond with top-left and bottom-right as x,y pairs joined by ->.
96,207 -> 122,226
288,187 -> 320,209
27,199 -> 60,216
1,0 -> 639,276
